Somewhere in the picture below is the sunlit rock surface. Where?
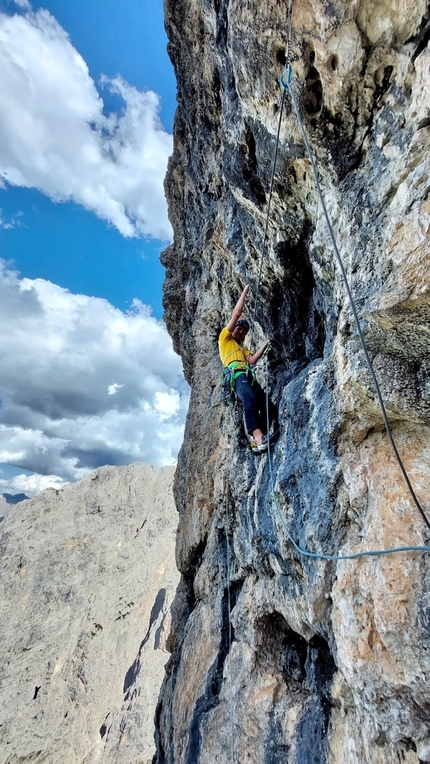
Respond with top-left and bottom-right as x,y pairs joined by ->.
0,462 -> 179,764
157,0 -> 430,761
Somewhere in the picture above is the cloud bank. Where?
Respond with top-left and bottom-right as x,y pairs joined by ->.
0,261 -> 189,494
0,7 -> 172,239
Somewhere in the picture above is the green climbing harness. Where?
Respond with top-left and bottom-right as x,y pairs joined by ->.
221,362 -> 255,406
221,340 -> 271,407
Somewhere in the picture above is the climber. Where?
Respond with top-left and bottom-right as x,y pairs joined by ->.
218,285 -> 278,454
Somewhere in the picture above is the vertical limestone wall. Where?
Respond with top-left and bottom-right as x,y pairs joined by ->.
157,0 -> 430,761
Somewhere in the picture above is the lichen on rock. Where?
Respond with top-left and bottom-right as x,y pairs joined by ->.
157,0 -> 430,761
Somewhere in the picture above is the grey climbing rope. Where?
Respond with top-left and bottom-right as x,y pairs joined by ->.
249,0 -> 294,337
249,89 -> 286,338
224,483 -> 236,763
284,0 -> 294,69
279,70 -> 430,531
264,358 -> 430,560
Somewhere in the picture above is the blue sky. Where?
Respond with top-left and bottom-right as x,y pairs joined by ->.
0,0 -> 176,314
0,187 -> 168,312
0,0 -> 189,497
32,0 -> 176,129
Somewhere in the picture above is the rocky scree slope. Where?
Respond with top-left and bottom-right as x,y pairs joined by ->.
0,462 -> 179,764
157,0 -> 430,762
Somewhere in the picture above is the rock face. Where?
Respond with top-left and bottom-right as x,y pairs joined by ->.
157,0 -> 430,761
0,495 -> 9,523
0,462 -> 179,764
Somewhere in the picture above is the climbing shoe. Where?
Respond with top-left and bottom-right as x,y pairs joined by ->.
254,437 -> 269,453
250,432 -> 279,454
250,440 -> 264,454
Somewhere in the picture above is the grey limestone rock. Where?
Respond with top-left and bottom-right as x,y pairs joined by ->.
0,462 -> 179,764
157,0 -> 430,761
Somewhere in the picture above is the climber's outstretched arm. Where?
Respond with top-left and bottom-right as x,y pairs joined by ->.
246,340 -> 270,366
226,285 -> 249,332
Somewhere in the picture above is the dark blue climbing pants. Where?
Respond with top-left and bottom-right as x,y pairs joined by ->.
234,371 -> 276,435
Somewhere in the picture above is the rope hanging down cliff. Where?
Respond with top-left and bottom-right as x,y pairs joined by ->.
263,359 -> 430,560
279,68 -> 430,531
249,0 -> 293,335
250,3 -> 430,530
224,484 -> 236,763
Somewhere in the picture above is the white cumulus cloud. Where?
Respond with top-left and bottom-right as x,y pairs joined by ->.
0,7 -> 172,239
0,261 -> 189,489
0,472 -> 65,498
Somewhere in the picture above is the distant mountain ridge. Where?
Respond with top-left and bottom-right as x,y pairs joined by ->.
1,492 -> 30,504
0,461 -> 179,762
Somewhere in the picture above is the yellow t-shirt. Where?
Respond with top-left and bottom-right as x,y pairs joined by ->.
218,327 -> 250,369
